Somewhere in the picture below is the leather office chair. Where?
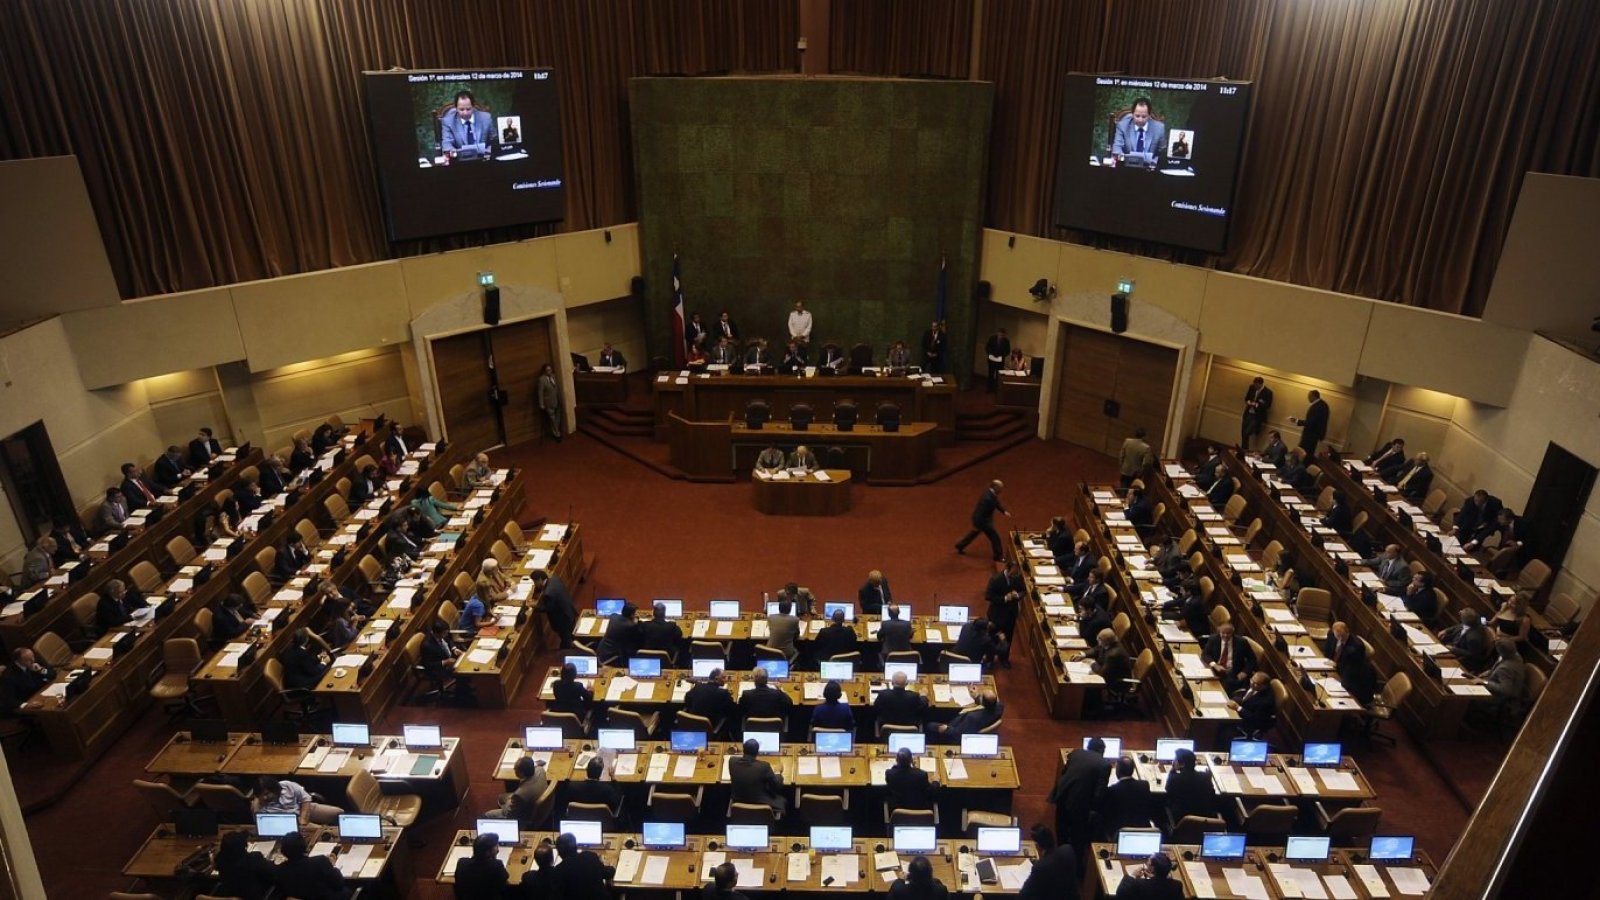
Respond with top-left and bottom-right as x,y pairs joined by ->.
324,494 -> 352,522
745,400 -> 771,429
242,571 -> 272,606
1208,603 -> 1231,630
848,343 -> 873,374
936,650 -> 972,674
404,632 -> 447,706
334,476 -> 352,500
1355,673 -> 1411,747
133,777 -> 196,819
1232,800 -> 1298,844
489,539 -> 514,567
523,781 -> 559,831
254,547 -> 278,584
789,403 -> 814,431
754,644 -> 787,662
608,706 -> 660,738
1103,648 -> 1154,718
647,785 -> 704,824
1177,528 -> 1199,557
1420,488 -> 1448,520
742,716 -> 785,738
728,801 -> 782,825
33,632 -> 73,669
68,593 -> 99,644
1315,803 -> 1382,846
1198,576 -> 1216,604
1294,588 -> 1334,640
1111,612 -> 1132,642
166,535 -> 198,568
192,608 -> 215,647
129,560 -> 163,593
960,809 -> 1016,837
1242,517 -> 1263,547
566,800 -> 622,831
1222,494 -> 1248,525
878,722 -> 919,740
689,640 -> 725,660
149,638 -> 208,718
886,805 -> 938,827
192,783 -> 253,821
502,521 -> 528,551
263,657 -> 323,725
875,402 -> 901,431
296,517 -> 323,545
884,650 -> 921,667
796,791 -> 848,826
1260,540 -> 1284,572
348,768 -> 423,827
541,710 -> 590,740
828,650 -> 863,666
833,401 -> 858,431
1545,593 -> 1580,628
1169,815 -> 1227,844
675,711 -> 724,741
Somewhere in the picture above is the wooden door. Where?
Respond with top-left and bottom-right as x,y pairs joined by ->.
430,331 -> 498,451
1053,326 -> 1178,457
489,317 -> 555,447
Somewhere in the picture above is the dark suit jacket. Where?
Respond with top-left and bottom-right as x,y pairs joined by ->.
1300,399 -> 1330,451
259,466 -> 288,496
1322,502 -> 1353,535
1067,553 -> 1096,585
944,702 -> 1001,735
598,350 -> 626,369
879,618 -> 914,653
728,755 -> 785,809
857,578 -> 891,614
348,476 -> 379,505
1403,584 -> 1439,620
275,544 -> 310,582
1078,607 -> 1113,645
421,635 -> 457,679
1127,495 -> 1156,530
1454,495 -> 1502,543
985,570 -> 1023,606
888,879 -> 951,900
1201,634 -> 1256,682
970,489 -> 1007,527
884,762 -> 936,809
549,678 -> 593,715
552,849 -> 614,900
274,854 -> 345,900
1323,635 -> 1376,704
120,476 -> 158,511
188,438 -> 216,468
290,447 -> 316,474
153,454 -> 187,488
1116,875 -> 1185,899
1236,686 -> 1276,732
538,575 -> 576,637
566,777 -> 622,811
1,663 -> 52,712
1020,845 -> 1079,900
280,644 -> 327,691
1243,384 -> 1273,421
984,335 -> 1011,368
686,320 -> 709,347
639,618 -> 682,654
1165,767 -> 1217,820
873,686 -> 928,726
684,682 -> 736,723
214,850 -> 277,900
1091,643 -> 1132,683
738,685 -> 792,722
455,855 -> 511,899
1048,749 -> 1108,816
1395,461 -> 1434,498
1098,777 -> 1155,834
95,593 -> 133,633
813,623 -> 859,661
597,615 -> 641,664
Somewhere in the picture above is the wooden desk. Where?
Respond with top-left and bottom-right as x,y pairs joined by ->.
575,371 -> 629,405
1060,748 -> 1375,805
145,731 -> 248,778
124,823 -> 412,897
653,372 -> 955,444
735,423 -> 936,485
752,469 -> 853,515
1088,843 -> 1432,899
996,373 -> 1041,410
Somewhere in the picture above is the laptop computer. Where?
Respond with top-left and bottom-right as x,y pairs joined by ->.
564,655 -> 598,676
1116,829 -> 1163,858
476,818 -> 520,846
339,813 -> 385,843
744,731 -> 781,754
1228,739 -> 1269,765
652,599 -> 684,619
190,719 -> 229,743
708,600 -> 741,619
261,721 -> 299,745
1085,736 -> 1123,759
1302,742 -> 1341,767
822,602 -> 855,620
1201,833 -> 1247,861
1155,738 -> 1194,762
819,660 -> 854,680
331,722 -> 371,748
174,809 -> 219,837
628,657 -> 663,679
670,731 -> 708,753
1284,835 -> 1332,862
1369,836 -> 1415,862
691,658 -> 724,678
642,822 -> 686,849
725,824 -> 769,850
884,661 -> 918,681
815,731 -> 853,755
524,726 -> 564,749
255,812 -> 299,838
403,724 -> 443,750
977,826 -> 1022,855
754,659 -> 789,680
887,732 -> 926,754
960,733 -> 1000,757
597,729 -> 635,751
559,820 -> 605,847
946,663 -> 983,684
595,598 -> 625,617
811,826 -> 853,852
894,825 -> 938,853
939,605 -> 970,624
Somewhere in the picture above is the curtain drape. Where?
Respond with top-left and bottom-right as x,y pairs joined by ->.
829,0 -> 972,78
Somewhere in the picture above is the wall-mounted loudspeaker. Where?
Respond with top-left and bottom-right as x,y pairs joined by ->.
483,285 -> 501,326
1111,292 -> 1129,333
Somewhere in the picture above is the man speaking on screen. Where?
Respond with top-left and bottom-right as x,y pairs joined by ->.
1112,96 -> 1166,168
440,90 -> 495,160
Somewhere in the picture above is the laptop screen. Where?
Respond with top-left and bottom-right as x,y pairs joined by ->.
708,600 -> 741,619
1229,739 -> 1269,764
339,814 -> 384,841
977,827 -> 1021,854
894,825 -> 938,853
960,733 -> 1000,756
1201,833 -> 1247,860
1085,737 -> 1123,759
255,812 -> 298,838
642,822 -> 686,848
745,731 -> 780,754
564,655 -> 598,676
1155,738 -> 1194,762
887,732 -> 926,754
1284,836 -> 1332,862
476,818 -> 520,846
754,659 -> 789,680
1303,742 -> 1342,767
823,602 -> 855,620
691,658 -> 724,678
764,601 -> 785,616
726,824 -> 769,850
628,657 -> 662,678
947,663 -> 983,684
331,722 -> 370,747
597,729 -> 635,751
819,660 -> 854,680
884,661 -> 919,681
560,820 -> 604,847
1117,830 -> 1163,858
190,719 -> 229,743
653,600 -> 684,619
811,826 -> 853,851
403,724 -> 442,749
524,727 -> 564,749
1369,836 -> 1415,861
939,605 -> 969,624
670,731 -> 708,753
814,732 -> 853,754
596,598 -> 625,617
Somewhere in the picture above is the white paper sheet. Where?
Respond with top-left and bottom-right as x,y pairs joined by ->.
821,854 -> 859,886
1184,860 -> 1217,898
1387,867 -> 1431,895
787,853 -> 811,882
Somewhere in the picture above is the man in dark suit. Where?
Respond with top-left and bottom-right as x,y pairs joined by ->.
1020,826 -> 1078,900
716,310 -> 739,342
955,479 -> 1011,562
275,533 -> 311,583
596,602 -> 641,666
1127,486 -> 1157,536
985,561 -> 1024,638
1366,437 -> 1407,479
743,339 -> 772,368
812,609 -> 858,664
984,328 -> 1010,392
152,446 -> 191,488
96,580 -> 137,633
737,667 -> 792,725
1440,610 -> 1493,673
553,830 -> 615,900
1087,629 -> 1132,686
258,458 -> 289,497
1291,390 -> 1330,454
1201,623 -> 1256,693
1401,571 -> 1440,620
1393,452 -> 1434,499
1096,757 -> 1155,839
597,343 -> 626,370
1073,567 -> 1111,608
1260,430 -> 1290,467
686,313 -> 709,350
485,755 -> 548,823
1164,748 -> 1216,821
1064,541 -> 1096,587
1278,448 -> 1311,491
879,604 -> 915,657
187,427 -> 224,468
1164,578 -> 1210,641
928,690 -> 1002,741
1323,621 -> 1377,705
383,422 -> 409,459
1077,592 -> 1113,645
118,463 -> 159,512
549,663 -> 594,717
873,671 -> 928,728
420,621 -> 461,690
532,571 -> 576,649
1,649 -> 53,714
1115,852 -> 1183,899
454,832 -> 511,899
885,747 -> 938,810
639,602 -> 683,661
1049,739 -> 1108,859
816,343 -> 847,374
1321,489 -> 1354,536
279,628 -> 328,691
921,321 -> 947,374
1240,377 -> 1273,449
1452,490 -> 1502,543
566,756 -> 622,813
684,668 -> 738,729
1360,544 -> 1411,595
274,831 -> 347,900
728,738 -> 787,815
1231,672 -> 1276,738
954,617 -> 1008,669
348,465 -> 382,505
858,570 -> 891,614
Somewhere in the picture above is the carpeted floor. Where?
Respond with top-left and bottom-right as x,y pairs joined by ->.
15,429 -> 1496,898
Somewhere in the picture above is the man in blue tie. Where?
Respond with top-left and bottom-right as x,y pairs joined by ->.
1112,97 -> 1167,168
440,90 -> 494,160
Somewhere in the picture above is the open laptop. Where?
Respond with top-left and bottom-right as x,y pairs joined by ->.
1369,836 -> 1415,862
708,600 -> 741,619
1085,736 -> 1123,760
1302,742 -> 1342,767
755,659 -> 790,680
887,732 -> 926,754
947,663 -> 983,684
652,599 -> 684,619
819,660 -> 854,680
977,826 -> 1022,855
642,822 -> 686,849
331,722 -> 371,748
524,726 -> 564,749
1228,739 -> 1270,765
670,731 -> 708,753
894,825 -> 938,853
1201,833 -> 1247,861
960,733 -> 1000,757
744,731 -> 781,754
811,826 -> 853,852
339,813 -> 385,843
174,809 -> 219,837
939,605 -> 970,624
255,812 -> 299,838
1155,738 -> 1195,762
726,824 -> 769,850
815,731 -> 853,755
1284,835 -> 1332,863
403,724 -> 443,750
884,661 -> 919,681
691,658 -> 724,678
596,598 -> 625,617
262,721 -> 299,745
190,719 -> 229,743
476,818 -> 520,846
823,601 -> 855,620
1116,829 -> 1163,858
628,657 -> 663,679
597,729 -> 636,751
564,655 -> 598,676
559,819 -> 605,848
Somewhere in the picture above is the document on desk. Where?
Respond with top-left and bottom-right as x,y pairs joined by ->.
1211,767 -> 1243,794
443,846 -> 472,874
803,682 -> 825,701
387,587 -> 415,609
796,756 -> 820,777
615,848 -> 643,883
749,620 -> 769,640
84,647 -> 116,662
1451,683 -> 1492,696
716,620 -> 734,637
1295,868 -> 1332,900
932,683 -> 953,704
787,852 -> 812,882
527,549 -> 555,570
466,648 -> 497,665
673,681 -> 691,702
820,757 -> 843,779
540,524 -> 569,542
300,745 -> 330,770
1284,766 -> 1320,795
1322,873 -> 1358,899
1183,860 -> 1218,898
1387,867 -> 1430,895
1267,863 -> 1305,897
318,749 -> 352,773
1351,864 -> 1390,897
1223,866 -> 1270,899
1101,859 -> 1126,893
999,860 -> 1033,890
869,759 -> 893,785
674,755 -> 699,779
641,855 -> 670,885
645,753 -> 670,782
606,676 -> 638,701
732,859 -> 765,888
615,753 -> 640,778
944,758 -> 969,781
1316,768 -> 1359,792
951,686 -> 974,707
822,855 -> 859,885
692,620 -> 710,638
632,682 -> 655,701
335,843 -> 373,877
1197,689 -> 1230,707
1243,767 -> 1287,794
700,851 -> 725,878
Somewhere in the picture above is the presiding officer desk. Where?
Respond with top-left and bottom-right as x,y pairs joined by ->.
573,606 -> 982,662
1088,841 -> 1438,898
124,821 -> 412,897
438,828 -> 1038,894
753,467 -> 854,515
653,370 -> 955,440
669,415 -> 939,485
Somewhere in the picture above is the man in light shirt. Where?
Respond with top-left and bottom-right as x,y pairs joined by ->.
788,300 -> 813,349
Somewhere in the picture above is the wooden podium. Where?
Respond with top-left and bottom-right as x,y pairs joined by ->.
752,469 -> 853,515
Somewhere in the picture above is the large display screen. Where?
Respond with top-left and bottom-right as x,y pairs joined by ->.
1054,75 -> 1252,254
363,69 -> 564,241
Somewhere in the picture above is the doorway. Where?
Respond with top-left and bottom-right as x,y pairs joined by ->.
1522,442 -> 1597,576
1052,325 -> 1179,457
0,422 -> 74,544
429,316 -> 556,450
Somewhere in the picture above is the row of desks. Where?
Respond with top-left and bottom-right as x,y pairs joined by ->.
125,823 -> 413,896
1088,843 -> 1437,898
653,371 -> 957,442
573,608 -> 979,651
537,665 -> 995,714
1056,748 -> 1375,804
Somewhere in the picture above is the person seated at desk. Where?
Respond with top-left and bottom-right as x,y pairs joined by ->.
475,557 -> 510,606
817,342 -> 847,374
888,855 -> 950,900
738,666 -> 792,724
412,491 -> 461,530
378,444 -> 404,478
532,570 -> 577,649
1020,828 -> 1078,900
1277,447 -> 1312,490
1367,437 -> 1409,482
1401,571 -> 1439,621
1394,452 -> 1434,499
1076,591 -> 1113,645
812,608 -> 858,664
1004,347 -> 1027,373
274,831 -> 349,900
48,519 -> 87,565
1323,621 -> 1378,705
521,844 -> 557,900
153,445 -> 192,488
1126,485 -> 1157,535
253,775 -> 342,825
743,339 -> 772,368
421,620 -> 464,691
1193,447 -> 1221,490
1164,747 -> 1216,820
554,830 -> 616,900
119,462 -> 159,512
485,755 -> 549,822
1115,852 -> 1183,899
765,597 -> 801,664
703,861 -> 748,900
281,628 -> 330,691
550,662 -> 595,717
234,480 -> 264,517
323,598 -> 363,650
885,746 -> 938,810
21,537 -> 56,587
1069,565 -> 1108,606
213,829 -> 277,900
454,832 -> 511,899
709,336 -> 738,366
597,342 -> 627,371
1162,576 -> 1210,641
96,577 -> 140,633
879,604 -> 915,657
1440,610 -> 1494,673
874,670 -> 928,728
1259,430 -> 1290,468
1097,756 -> 1155,839
311,422 -> 343,456
1321,488 -> 1354,536
858,569 -> 891,615
755,445 -> 786,476
287,436 -> 317,476
686,338 -> 708,368
1086,628 -> 1131,685
1064,540 -> 1097,588
97,487 -> 129,533
1229,671 -> 1276,739
775,581 -> 816,617
1111,97 -> 1166,167
810,679 -> 855,732
462,453 -> 494,489
729,737 -> 787,815
1360,544 -> 1412,595
596,601 -> 641,666
1202,623 -> 1256,693
213,592 -> 258,642
1043,515 -> 1073,559
1492,593 -> 1533,645
1451,489 -> 1503,542
1478,638 -> 1527,718
347,464 -> 382,505
1,648 -> 53,714
778,341 -> 807,375
927,689 -> 1002,741
786,445 -> 819,473
887,340 -> 913,370
640,601 -> 684,659
274,533 -> 311,584
955,616 -> 1009,669
1466,507 -> 1526,560
685,667 -> 737,727
566,755 -> 623,814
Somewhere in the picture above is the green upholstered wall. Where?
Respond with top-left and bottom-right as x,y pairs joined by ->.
630,76 -> 993,384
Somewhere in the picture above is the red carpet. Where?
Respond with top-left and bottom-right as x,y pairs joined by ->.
13,433 -> 1492,897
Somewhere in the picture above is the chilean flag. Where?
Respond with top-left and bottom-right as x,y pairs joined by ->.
670,253 -> 687,367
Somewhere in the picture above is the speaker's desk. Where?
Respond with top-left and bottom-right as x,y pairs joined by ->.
753,468 -> 853,515
654,372 -> 955,443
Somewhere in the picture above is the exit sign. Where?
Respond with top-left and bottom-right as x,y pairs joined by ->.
1117,279 -> 1135,294
478,271 -> 496,286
